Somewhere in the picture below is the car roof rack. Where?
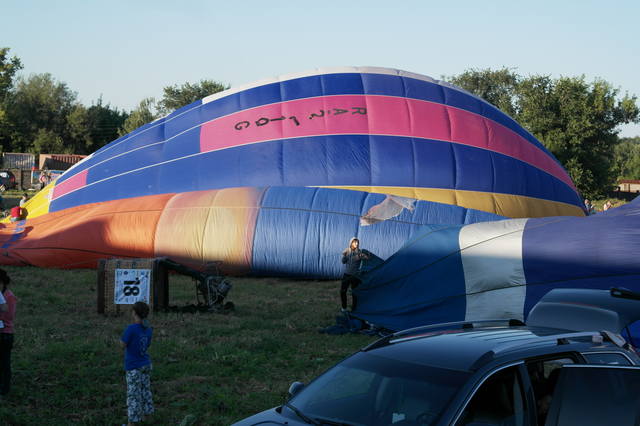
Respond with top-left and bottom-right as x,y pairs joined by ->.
469,330 -> 625,371
494,331 -> 601,354
362,318 -> 526,351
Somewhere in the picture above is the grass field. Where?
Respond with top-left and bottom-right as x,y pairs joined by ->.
0,266 -> 374,425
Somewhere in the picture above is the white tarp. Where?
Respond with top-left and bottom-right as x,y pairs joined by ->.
360,195 -> 416,226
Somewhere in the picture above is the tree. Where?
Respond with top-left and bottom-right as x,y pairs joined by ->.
0,47 -> 23,151
0,50 -> 129,154
67,104 -> 92,153
32,128 -> 66,153
6,73 -> 78,153
86,97 -> 128,151
0,47 -> 22,101
119,79 -> 229,135
157,79 -> 229,115
518,76 -> 638,198
119,97 -> 158,136
447,69 -> 640,199
68,97 -> 128,153
446,67 -> 519,117
613,137 -> 640,180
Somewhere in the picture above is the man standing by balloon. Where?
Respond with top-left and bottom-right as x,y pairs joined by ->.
340,238 -> 370,313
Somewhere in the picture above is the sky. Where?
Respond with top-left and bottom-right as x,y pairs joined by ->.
3,0 -> 639,137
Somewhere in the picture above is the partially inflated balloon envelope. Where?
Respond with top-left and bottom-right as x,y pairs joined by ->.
354,198 -> 640,332
0,67 -> 584,276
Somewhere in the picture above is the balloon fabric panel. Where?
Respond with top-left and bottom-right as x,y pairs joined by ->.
0,68 -> 587,277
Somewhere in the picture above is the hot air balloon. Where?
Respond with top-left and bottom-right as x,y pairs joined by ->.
354,198 -> 640,332
0,67 -> 584,276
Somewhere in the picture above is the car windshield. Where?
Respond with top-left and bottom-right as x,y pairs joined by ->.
288,351 -> 470,426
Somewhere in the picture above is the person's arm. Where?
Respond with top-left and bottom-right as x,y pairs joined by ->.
0,292 -> 6,313
120,326 -> 131,351
341,250 -> 349,264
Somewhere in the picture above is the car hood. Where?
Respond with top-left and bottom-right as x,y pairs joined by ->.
232,407 -> 308,426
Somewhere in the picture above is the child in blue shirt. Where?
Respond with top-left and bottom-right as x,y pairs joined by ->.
120,301 -> 154,425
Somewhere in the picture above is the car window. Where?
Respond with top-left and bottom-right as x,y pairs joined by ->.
456,365 -> 527,426
582,352 -> 632,366
289,351 -> 470,426
545,365 -> 640,426
306,367 -> 377,403
526,357 -> 574,425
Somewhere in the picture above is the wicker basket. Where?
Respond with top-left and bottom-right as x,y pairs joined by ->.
97,258 -> 168,315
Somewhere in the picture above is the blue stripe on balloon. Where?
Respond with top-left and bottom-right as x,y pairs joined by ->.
50,135 -> 581,213
522,214 -> 640,316
251,187 -> 500,279
58,72 -> 559,185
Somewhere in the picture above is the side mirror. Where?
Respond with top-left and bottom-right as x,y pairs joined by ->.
287,381 -> 305,399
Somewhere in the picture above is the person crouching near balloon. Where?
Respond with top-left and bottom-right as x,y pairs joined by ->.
340,237 -> 370,313
120,301 -> 154,426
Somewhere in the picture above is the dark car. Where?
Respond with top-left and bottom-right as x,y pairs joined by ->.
234,288 -> 640,426
0,170 -> 16,189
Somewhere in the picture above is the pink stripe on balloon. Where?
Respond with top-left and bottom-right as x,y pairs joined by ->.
52,169 -> 88,199
200,95 -> 575,190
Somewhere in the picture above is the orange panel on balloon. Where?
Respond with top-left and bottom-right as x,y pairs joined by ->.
154,187 -> 261,274
0,194 -> 173,268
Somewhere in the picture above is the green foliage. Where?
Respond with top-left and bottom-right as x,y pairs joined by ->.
447,69 -> 640,199
0,48 -> 23,151
67,98 -> 128,154
0,107 -> 10,153
0,267 -> 370,425
158,80 -> 229,115
119,79 -> 229,136
85,97 -> 128,153
591,197 -> 627,212
32,128 -> 66,153
5,73 -> 77,153
0,48 -> 231,153
613,137 -> 640,180
0,47 -> 22,100
0,48 -> 127,155
67,104 -> 92,152
119,97 -> 158,136
446,67 -> 519,117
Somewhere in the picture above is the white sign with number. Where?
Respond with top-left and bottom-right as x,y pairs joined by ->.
114,268 -> 151,305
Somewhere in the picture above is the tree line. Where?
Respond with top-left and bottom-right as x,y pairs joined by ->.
1,47 -> 639,198
0,47 -> 228,157
447,68 -> 640,198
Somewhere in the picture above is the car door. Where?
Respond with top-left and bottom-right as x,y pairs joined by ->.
543,364 -> 640,426
454,363 -> 531,426
524,355 -> 577,426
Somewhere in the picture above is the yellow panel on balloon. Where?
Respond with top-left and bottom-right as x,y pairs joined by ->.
1,182 -> 54,224
153,187 -> 262,274
318,186 -> 585,218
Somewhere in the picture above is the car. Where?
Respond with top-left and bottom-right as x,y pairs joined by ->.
0,170 -> 16,189
233,288 -> 640,426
